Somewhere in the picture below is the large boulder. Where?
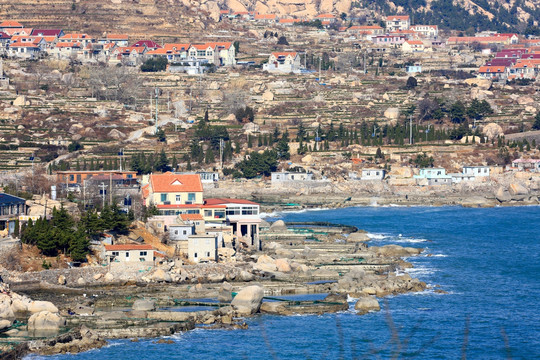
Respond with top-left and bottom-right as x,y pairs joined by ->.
218,281 -> 233,303
0,319 -> 12,330
495,186 -> 512,202
231,285 -> 264,315
482,123 -> 504,140
27,311 -> 66,331
0,295 -> 15,320
150,268 -> 172,283
384,107 -> 400,120
132,299 -> 156,312
239,271 -> 254,282
508,183 -> 529,196
275,258 -> 292,272
347,232 -> 370,242
28,301 -> 58,314
354,296 -> 380,315
269,220 -> 287,232
464,78 -> 491,90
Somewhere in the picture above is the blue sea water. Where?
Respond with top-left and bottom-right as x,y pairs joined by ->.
29,206 -> 540,360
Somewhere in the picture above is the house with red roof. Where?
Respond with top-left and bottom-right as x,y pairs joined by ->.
31,29 -> 64,38
112,46 -> 147,66
263,51 -> 301,73
0,31 -> 10,51
345,25 -> 384,36
131,40 -> 161,50
254,13 -> 277,23
386,15 -> 410,31
478,65 -> 507,80
142,172 -> 204,207
402,40 -> 426,53
100,34 -> 129,47
60,33 -> 93,46
278,18 -> 302,26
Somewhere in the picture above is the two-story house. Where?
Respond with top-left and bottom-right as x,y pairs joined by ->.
263,52 -> 301,73
142,172 -> 204,207
386,15 -> 410,32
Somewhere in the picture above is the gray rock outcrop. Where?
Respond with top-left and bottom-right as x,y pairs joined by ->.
28,311 -> 66,331
231,285 -> 264,315
354,296 -> 380,315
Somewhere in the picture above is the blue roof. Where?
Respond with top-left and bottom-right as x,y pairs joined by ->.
0,193 -> 26,205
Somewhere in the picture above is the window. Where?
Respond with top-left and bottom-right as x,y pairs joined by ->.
176,195 -> 181,202
140,251 -> 147,256
187,193 -> 196,203
206,252 -> 210,257
127,174 -> 132,179
161,194 -> 168,202
125,252 -> 130,257
204,210 -> 212,217
112,251 -> 119,256
194,252 -> 198,258
69,175 -> 74,181
174,230 -> 178,235
183,230 -> 187,235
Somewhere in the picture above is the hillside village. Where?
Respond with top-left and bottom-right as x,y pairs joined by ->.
0,2 -> 539,355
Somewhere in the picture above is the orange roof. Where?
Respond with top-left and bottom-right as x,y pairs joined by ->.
56,42 -> 81,48
142,184 -> 150,199
0,20 -> 23,28
205,41 -> 233,49
387,15 -> 409,20
42,36 -> 57,43
272,51 -> 297,57
115,46 -> 145,53
348,25 -> 382,30
105,244 -> 154,251
149,172 -> 203,193
10,42 -> 39,48
316,14 -> 335,18
163,43 -> 190,51
61,33 -> 91,40
3,28 -> 32,36
180,213 -> 204,221
479,66 -> 506,73
191,43 -> 214,50
406,40 -> 424,45
279,18 -> 302,23
147,48 -> 179,55
448,36 -> 509,43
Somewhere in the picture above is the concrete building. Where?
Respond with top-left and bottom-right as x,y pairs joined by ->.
414,168 -> 452,185
205,198 -> 261,250
361,169 -> 386,180
462,166 -> 490,177
0,193 -> 28,236
271,171 -> 314,183
104,244 -> 154,263
386,15 -> 410,32
142,172 -> 203,207
188,234 -> 218,263
263,52 -> 302,73
510,159 -> 540,172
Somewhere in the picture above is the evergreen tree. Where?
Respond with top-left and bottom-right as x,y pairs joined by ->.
248,135 -> 253,148
155,149 -> 171,172
171,155 -> 178,171
205,147 -> 215,164
533,112 -> 540,130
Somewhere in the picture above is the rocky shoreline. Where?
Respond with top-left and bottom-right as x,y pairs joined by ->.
0,223 -> 434,358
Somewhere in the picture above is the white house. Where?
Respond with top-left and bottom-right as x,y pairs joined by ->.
361,169 -> 386,180
188,234 -> 218,263
410,25 -> 438,38
263,52 -> 302,73
414,168 -> 452,185
402,40 -> 425,53
450,173 -> 476,184
271,171 -> 314,183
386,15 -> 410,32
169,223 -> 195,241
510,159 -> 540,172
462,166 -> 490,177
104,244 -> 154,263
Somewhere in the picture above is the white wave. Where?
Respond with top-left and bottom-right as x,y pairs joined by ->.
405,266 -> 436,277
367,233 -> 389,240
259,211 -> 280,218
428,254 -> 448,258
391,237 -> 429,243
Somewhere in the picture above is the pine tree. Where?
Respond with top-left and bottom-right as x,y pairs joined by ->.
248,135 -> 253,148
13,218 -> 20,238
75,159 -> 80,171
155,149 -> 170,172
171,155 -> 178,171
205,147 -> 215,164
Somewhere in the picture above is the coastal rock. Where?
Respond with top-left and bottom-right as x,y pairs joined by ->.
269,220 -> 287,232
57,275 -> 66,285
275,258 -> 292,272
239,271 -> 254,282
208,273 -> 225,282
347,232 -> 370,242
77,278 -> 86,286
93,274 -> 103,281
0,319 -> 12,330
495,186 -> 512,202
72,304 -> 94,316
132,299 -> 156,311
354,296 -> 380,315
508,183 -> 529,196
260,301 -> 288,315
218,281 -> 233,303
104,272 -> 114,282
371,245 -> 422,257
231,285 -> 264,315
0,295 -> 15,320
464,78 -> 491,89
312,268 -> 340,279
28,301 -> 58,314
28,311 -> 66,331
150,268 -> 172,283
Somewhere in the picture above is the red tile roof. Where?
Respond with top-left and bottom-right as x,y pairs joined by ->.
255,14 -> 276,20
0,20 -> 23,28
107,34 -> 128,40
478,65 -> 506,73
163,43 -> 190,51
132,40 -> 162,49
156,204 -> 226,209
149,172 -> 203,193
180,213 -> 204,221
271,51 -> 297,58
387,15 -> 409,21
105,244 -> 154,251
31,29 -> 62,37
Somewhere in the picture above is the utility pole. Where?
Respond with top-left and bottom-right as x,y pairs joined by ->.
109,172 -> 113,205
219,138 -> 224,170
409,115 -> 413,145
99,182 -> 106,209
119,148 -> 123,171
154,87 -> 159,133
363,52 -> 367,74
